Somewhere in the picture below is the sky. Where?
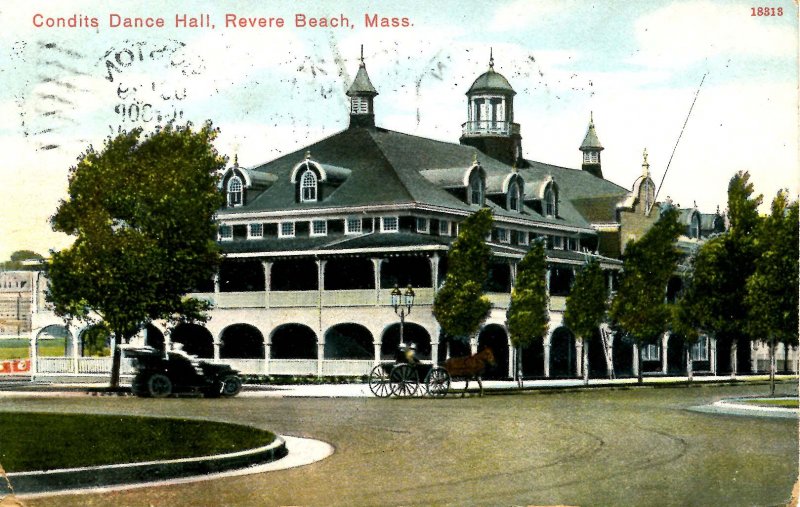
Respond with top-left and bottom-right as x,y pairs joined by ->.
0,0 -> 797,261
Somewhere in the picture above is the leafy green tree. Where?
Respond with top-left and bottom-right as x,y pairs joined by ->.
746,191 -> 798,395
82,325 -> 111,357
1,250 -> 44,271
433,208 -> 492,353
47,123 -> 226,388
506,239 -> 549,385
610,206 -> 683,383
564,258 -> 608,384
690,171 -> 762,376
670,265 -> 702,382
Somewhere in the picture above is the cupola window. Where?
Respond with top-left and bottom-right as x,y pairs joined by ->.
300,170 -> 317,202
227,176 -> 243,207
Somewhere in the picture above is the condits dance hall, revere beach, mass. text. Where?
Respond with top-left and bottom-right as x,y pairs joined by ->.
31,12 -> 413,29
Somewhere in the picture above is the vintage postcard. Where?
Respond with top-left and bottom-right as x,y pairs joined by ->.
0,1 -> 797,506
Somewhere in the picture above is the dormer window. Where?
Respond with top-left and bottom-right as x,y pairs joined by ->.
508,181 -> 521,212
469,173 -> 485,206
690,213 -> 701,239
544,183 -> 558,217
227,176 -> 243,207
300,170 -> 317,202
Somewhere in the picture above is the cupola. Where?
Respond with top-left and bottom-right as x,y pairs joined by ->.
345,45 -> 378,128
579,112 -> 604,178
459,49 -> 523,166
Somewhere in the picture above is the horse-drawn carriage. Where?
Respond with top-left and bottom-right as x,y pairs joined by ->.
368,344 -> 495,398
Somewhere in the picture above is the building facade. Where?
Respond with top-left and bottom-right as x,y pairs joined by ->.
27,51 -> 796,379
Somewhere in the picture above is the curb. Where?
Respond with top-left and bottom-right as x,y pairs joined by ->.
7,436 -> 287,495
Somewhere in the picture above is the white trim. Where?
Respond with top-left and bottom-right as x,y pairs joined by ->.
216,202 -> 597,234
380,216 -> 399,233
278,222 -> 295,238
226,244 -> 450,258
310,220 -> 327,237
290,159 -> 328,184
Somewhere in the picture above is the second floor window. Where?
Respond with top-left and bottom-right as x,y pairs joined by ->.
248,223 -> 263,239
300,170 -> 317,202
497,228 -> 509,243
279,222 -> 295,238
439,220 -> 450,236
346,217 -> 362,234
381,216 -> 398,233
219,225 -> 233,241
416,218 -> 429,233
470,174 -> 484,206
312,220 -> 327,236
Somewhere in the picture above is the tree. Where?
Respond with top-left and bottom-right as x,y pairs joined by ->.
433,208 -> 492,354
1,250 -> 44,271
689,171 -> 762,377
609,206 -> 683,383
506,239 -> 549,385
564,258 -> 608,384
746,191 -> 799,395
47,123 -> 226,388
670,267 -> 702,382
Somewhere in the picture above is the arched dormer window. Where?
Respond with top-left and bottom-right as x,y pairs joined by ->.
227,176 -> 243,207
469,172 -> 485,206
544,183 -> 558,217
508,181 -> 521,212
300,170 -> 317,202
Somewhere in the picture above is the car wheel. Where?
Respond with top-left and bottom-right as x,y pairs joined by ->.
220,375 -> 242,397
147,373 -> 172,398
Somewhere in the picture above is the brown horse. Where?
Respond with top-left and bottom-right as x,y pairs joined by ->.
444,347 -> 497,397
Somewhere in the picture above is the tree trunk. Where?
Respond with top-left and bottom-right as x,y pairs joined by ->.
583,338 -> 589,385
109,331 -> 122,389
686,347 -> 693,383
769,338 -> 776,397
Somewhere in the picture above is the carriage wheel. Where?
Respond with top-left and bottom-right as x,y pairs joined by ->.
390,364 -> 419,397
369,364 -> 392,398
425,367 -> 450,397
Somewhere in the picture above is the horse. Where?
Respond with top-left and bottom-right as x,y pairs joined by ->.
444,347 -> 497,397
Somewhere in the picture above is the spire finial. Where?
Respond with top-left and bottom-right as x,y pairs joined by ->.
233,153 -> 239,167
489,47 -> 494,70
590,111 -> 594,125
473,151 -> 479,165
642,148 -> 650,177
512,163 -> 518,173
305,150 -> 311,160
359,44 -> 365,67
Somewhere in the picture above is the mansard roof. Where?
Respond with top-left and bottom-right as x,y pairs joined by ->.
220,126 -> 629,231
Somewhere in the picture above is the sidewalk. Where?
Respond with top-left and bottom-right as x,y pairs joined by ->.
0,374 -> 796,398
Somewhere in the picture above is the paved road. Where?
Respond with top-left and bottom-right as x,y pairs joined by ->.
4,383 -> 797,507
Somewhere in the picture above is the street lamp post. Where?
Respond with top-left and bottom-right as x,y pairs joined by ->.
390,284 -> 415,347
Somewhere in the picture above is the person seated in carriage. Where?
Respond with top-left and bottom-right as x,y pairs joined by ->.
397,342 -> 421,365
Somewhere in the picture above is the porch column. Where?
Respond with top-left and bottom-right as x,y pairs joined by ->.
213,271 -> 220,294
751,342 -> 758,373
470,335 -> 478,355
507,340 -> 515,378
710,337 -> 717,375
262,261 -> 272,308
661,332 -> 669,374
575,338 -> 583,377
543,333 -> 551,378
163,326 -> 172,351
429,254 -> 440,293
607,270 -> 614,295
632,344 -> 640,377
431,322 -> 440,365
509,261 -> 518,291
263,336 -> 270,375
213,339 -> 221,361
371,258 -> 383,305
730,340 -> 738,378
545,267 -> 551,295
373,338 -> 381,364
72,328 -> 80,372
317,340 -> 325,377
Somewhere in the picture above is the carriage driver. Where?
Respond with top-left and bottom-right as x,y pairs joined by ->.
404,343 -> 421,365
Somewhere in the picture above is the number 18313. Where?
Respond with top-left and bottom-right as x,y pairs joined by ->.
751,7 -> 783,16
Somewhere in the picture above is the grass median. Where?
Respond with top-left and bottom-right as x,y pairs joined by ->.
0,412 -> 276,472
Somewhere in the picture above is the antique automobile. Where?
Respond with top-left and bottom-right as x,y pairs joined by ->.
124,346 -> 243,398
